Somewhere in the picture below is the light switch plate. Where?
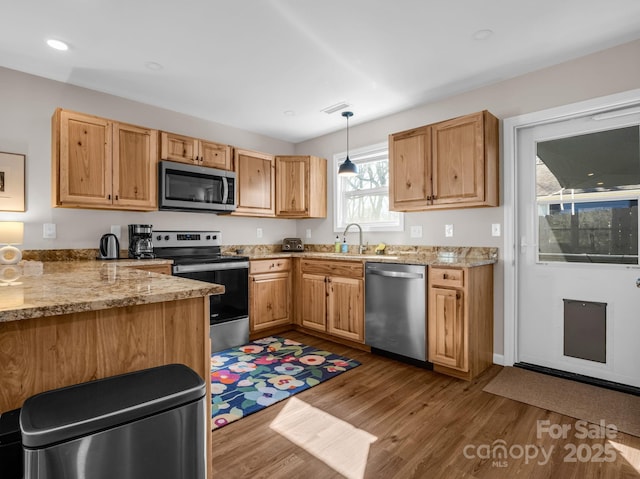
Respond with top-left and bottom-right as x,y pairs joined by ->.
491,223 -> 501,237
306,228 -> 312,239
445,224 -> 454,237
256,228 -> 263,238
410,225 -> 423,238
43,223 -> 56,239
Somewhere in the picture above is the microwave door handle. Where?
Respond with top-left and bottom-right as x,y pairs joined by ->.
222,177 -> 228,204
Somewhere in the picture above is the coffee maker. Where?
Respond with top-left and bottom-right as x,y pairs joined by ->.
128,224 -> 155,259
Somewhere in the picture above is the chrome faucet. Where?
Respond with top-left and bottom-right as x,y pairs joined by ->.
343,223 -> 366,254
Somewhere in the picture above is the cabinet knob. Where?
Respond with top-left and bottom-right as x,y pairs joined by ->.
443,273 -> 448,279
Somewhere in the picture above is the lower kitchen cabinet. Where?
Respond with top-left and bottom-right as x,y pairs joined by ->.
249,259 -> 291,333
428,264 -> 493,380
299,259 -> 364,343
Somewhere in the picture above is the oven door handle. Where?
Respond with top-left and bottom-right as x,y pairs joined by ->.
173,261 -> 250,274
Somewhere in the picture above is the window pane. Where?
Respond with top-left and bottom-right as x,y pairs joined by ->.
344,194 -> 399,224
536,126 -> 640,265
538,200 -> 638,264
342,159 -> 389,192
536,126 -> 640,197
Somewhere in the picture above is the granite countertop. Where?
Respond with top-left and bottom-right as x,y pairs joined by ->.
235,249 -> 497,268
0,259 -> 223,323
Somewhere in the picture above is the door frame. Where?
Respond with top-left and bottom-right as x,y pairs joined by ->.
502,88 -> 640,367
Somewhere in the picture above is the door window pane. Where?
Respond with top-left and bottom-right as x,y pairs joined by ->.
536,126 -> 640,264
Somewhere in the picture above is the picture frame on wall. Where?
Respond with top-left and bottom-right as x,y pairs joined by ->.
0,152 -> 26,212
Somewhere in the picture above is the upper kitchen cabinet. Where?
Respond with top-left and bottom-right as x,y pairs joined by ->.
160,131 -> 232,170
389,110 -> 499,211
232,148 -> 275,217
52,108 -> 158,211
275,155 -> 327,218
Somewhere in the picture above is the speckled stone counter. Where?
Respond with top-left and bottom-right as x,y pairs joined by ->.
0,259 -> 223,323
222,244 -> 498,268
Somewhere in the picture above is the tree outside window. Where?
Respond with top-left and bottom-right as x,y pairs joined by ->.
334,143 -> 403,232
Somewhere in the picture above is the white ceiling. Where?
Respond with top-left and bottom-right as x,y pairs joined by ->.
1,0 -> 640,143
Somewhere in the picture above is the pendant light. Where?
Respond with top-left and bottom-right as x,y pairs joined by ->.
338,111 -> 358,176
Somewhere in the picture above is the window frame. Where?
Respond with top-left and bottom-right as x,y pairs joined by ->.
333,142 -> 403,233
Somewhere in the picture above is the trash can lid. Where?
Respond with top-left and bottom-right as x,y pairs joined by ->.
20,364 -> 206,448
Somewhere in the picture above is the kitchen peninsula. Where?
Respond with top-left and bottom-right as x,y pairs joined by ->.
0,259 -> 221,475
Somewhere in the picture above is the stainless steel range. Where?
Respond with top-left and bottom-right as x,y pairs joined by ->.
153,230 -> 249,353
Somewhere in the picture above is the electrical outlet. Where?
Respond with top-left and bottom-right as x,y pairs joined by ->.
491,223 -> 501,237
445,224 -> 454,237
410,225 -> 423,238
256,228 -> 263,239
43,223 -> 56,239
306,228 -> 312,239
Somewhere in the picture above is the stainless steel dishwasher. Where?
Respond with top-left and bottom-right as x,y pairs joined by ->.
365,262 -> 427,362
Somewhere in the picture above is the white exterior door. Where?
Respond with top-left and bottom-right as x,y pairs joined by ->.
516,111 -> 640,388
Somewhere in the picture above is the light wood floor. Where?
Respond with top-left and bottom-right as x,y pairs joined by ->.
211,331 -> 640,478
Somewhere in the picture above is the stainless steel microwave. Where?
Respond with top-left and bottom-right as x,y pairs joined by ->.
158,160 -> 236,213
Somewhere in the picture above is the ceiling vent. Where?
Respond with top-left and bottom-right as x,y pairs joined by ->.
321,101 -> 351,114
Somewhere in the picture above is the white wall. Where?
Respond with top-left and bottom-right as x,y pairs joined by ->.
0,67 -> 297,249
294,39 -> 640,356
2,39 -> 639,356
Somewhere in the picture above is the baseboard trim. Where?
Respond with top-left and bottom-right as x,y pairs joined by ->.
493,353 -> 505,366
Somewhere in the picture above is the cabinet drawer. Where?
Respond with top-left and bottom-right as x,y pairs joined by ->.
430,267 -> 464,288
250,258 -> 291,274
301,259 -> 363,278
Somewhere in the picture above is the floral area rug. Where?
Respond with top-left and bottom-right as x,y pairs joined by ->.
210,336 -> 361,430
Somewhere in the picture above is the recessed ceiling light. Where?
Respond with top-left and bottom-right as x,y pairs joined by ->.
46,39 -> 69,51
283,110 -> 295,117
473,29 -> 493,41
145,61 -> 163,71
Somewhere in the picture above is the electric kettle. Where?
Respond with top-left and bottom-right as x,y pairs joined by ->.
98,234 -> 120,260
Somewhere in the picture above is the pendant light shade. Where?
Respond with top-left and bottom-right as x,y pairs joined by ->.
338,111 -> 358,176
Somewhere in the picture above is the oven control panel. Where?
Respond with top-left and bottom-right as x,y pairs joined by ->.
153,230 -> 221,248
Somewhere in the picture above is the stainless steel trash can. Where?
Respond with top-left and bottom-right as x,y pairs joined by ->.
20,364 -> 207,479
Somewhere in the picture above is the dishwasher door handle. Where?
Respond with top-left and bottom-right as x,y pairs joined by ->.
367,269 -> 424,279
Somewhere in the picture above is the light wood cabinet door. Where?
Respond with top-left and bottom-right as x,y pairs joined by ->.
233,148 -> 275,217
428,286 -> 466,370
160,131 -> 199,164
160,132 -> 232,170
275,155 -> 327,218
53,109 -> 158,211
299,259 -> 365,343
250,271 -> 291,332
300,272 -> 327,332
200,140 -> 232,170
432,111 -> 485,206
327,276 -> 364,342
56,109 -> 112,206
113,123 -> 158,210
389,126 -> 431,211
389,110 -> 499,212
